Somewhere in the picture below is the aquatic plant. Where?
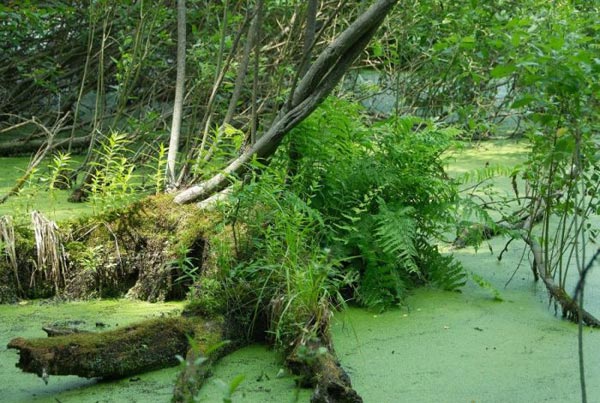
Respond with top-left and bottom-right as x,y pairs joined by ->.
0,215 -> 20,294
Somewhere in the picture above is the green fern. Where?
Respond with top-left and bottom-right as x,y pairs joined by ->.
357,263 -> 407,311
470,272 -> 503,301
455,164 -> 514,185
373,203 -> 420,276
418,241 -> 467,292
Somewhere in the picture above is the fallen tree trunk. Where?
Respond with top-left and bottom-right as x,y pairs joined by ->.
9,311 -> 361,402
7,317 -> 205,380
0,134 -> 92,157
172,317 -> 238,402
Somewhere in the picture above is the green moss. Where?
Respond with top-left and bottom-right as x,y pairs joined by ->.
24,316 -> 191,349
182,278 -> 225,318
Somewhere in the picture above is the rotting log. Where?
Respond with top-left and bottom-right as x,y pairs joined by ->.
7,317 -> 204,380
287,336 -> 362,403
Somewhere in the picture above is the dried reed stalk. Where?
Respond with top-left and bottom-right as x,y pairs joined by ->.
0,215 -> 21,293
31,211 -> 68,292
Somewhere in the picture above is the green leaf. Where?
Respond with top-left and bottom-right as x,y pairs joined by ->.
372,42 -> 383,57
490,64 -> 516,78
511,95 -> 537,109
228,374 -> 246,394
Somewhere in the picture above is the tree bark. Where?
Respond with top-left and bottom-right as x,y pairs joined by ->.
171,318 -> 236,402
166,0 -> 187,188
523,234 -> 600,327
0,134 -> 92,157
287,336 -> 362,403
453,200 -> 600,327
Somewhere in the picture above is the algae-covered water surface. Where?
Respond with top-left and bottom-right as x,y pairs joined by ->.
2,141 -> 599,402
332,241 -> 600,402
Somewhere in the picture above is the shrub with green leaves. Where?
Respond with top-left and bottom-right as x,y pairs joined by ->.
89,132 -> 136,213
224,170 -> 350,346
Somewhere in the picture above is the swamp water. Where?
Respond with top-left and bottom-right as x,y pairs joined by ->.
2,141 -> 600,402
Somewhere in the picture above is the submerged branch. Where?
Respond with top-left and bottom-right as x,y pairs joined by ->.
523,235 -> 600,327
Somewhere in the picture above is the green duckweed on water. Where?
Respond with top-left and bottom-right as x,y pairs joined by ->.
331,237 -> 600,403
2,141 -> 599,402
0,157 -> 91,222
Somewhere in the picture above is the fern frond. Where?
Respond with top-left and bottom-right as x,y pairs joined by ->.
357,263 -> 407,311
456,165 -> 513,185
418,241 -> 467,292
374,204 -> 420,275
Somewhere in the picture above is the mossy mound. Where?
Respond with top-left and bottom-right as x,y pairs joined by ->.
1,195 -> 219,302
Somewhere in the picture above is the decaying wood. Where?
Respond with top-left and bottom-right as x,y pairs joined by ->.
42,326 -> 89,337
287,336 -> 362,403
7,317 -> 199,380
172,317 -> 233,402
7,309 -> 362,401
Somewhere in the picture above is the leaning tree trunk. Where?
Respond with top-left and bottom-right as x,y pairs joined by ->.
174,0 -> 399,205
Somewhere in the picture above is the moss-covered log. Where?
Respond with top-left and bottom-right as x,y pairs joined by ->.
287,336 -> 362,403
7,317 -> 199,380
0,195 -> 217,302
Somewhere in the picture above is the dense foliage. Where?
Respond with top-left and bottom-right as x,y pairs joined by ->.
217,98 -> 464,347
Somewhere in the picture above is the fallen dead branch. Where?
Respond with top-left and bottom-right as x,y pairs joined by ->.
8,317 -> 203,381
